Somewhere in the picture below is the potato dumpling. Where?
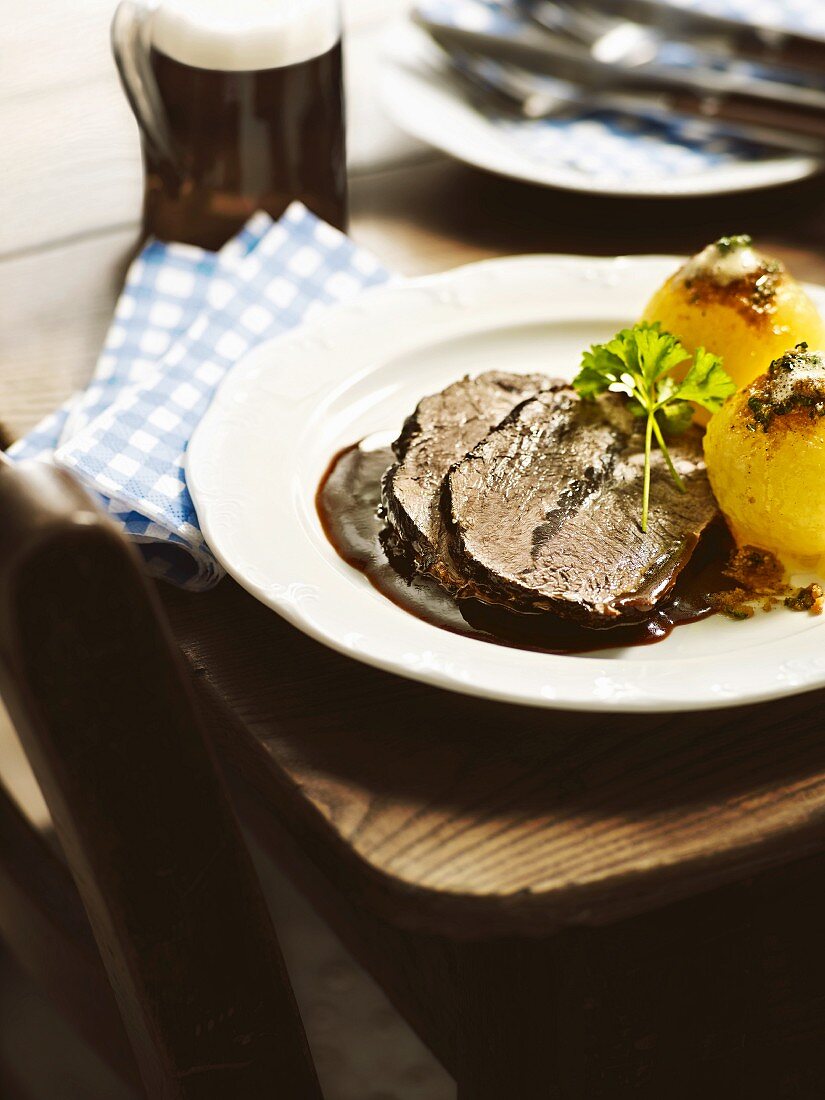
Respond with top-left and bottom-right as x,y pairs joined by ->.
642,235 -> 825,399
704,345 -> 825,571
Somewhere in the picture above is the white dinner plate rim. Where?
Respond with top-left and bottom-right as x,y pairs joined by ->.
188,254 -> 825,713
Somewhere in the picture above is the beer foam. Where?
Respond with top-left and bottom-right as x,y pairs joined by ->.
151,0 -> 340,72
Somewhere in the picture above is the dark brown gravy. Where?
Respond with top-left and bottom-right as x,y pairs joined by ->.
316,437 -> 736,656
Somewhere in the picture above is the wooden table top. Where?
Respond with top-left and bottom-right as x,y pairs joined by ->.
6,1 -> 825,941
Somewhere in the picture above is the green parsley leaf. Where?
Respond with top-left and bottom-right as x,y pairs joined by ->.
658,400 -> 694,437
673,347 -> 737,412
573,322 -> 734,532
576,342 -> 634,400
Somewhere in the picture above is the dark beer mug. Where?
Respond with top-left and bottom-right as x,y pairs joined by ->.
112,0 -> 347,249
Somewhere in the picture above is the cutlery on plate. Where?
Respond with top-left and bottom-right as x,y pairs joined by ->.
432,44 -> 825,155
413,14 -> 825,144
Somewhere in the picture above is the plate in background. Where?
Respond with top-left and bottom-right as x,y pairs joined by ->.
380,19 -> 823,199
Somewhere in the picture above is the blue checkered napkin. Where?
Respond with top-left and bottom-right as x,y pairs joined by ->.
59,212 -> 273,445
50,203 -> 391,589
415,0 -> 825,185
8,212 -> 277,587
9,213 -> 272,466
9,399 -> 77,465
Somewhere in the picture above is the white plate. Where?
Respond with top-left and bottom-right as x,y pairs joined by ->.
379,23 -> 822,200
188,254 -> 825,713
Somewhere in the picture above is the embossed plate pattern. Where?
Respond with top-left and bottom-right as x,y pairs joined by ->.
188,255 -> 825,712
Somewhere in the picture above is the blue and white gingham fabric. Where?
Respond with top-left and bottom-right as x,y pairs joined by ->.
58,212 -> 272,444
415,0 -> 825,184
9,204 -> 391,589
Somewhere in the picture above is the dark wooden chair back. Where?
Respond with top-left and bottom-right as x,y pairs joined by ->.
0,458 -> 322,1100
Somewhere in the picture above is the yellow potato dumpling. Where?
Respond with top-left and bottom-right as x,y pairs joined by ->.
642,235 -> 825,398
704,345 -> 825,572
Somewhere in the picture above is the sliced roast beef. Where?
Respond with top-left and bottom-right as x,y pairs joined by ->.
444,387 -> 717,626
381,371 -> 555,583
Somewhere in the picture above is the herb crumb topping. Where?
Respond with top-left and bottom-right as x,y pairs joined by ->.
678,236 -> 783,320
709,547 -> 823,619
746,343 -> 825,431
785,583 -> 824,614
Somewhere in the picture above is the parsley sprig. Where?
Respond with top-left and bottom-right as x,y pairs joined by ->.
573,323 -> 735,532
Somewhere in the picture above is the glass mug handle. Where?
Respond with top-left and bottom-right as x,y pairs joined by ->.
111,1 -> 179,186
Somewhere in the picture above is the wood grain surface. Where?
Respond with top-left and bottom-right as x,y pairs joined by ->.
6,5 -> 825,1094
164,557 -> 825,938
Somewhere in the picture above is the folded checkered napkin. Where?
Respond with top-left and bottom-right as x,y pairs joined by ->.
9,204 -> 392,589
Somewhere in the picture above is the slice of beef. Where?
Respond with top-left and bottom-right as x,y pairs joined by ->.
444,387 -> 718,626
382,371 -> 555,584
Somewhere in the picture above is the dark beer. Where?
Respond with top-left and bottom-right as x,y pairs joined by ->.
113,0 -> 347,250
145,42 -> 346,248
